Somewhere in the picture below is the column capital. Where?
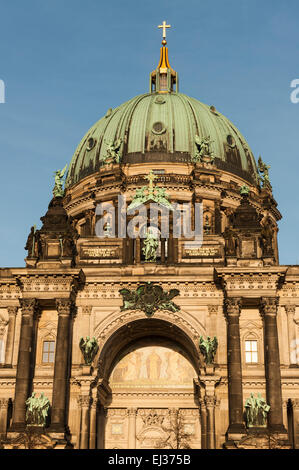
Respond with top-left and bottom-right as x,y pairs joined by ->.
284,304 -> 296,316
224,297 -> 242,318
291,398 -> 299,410
56,298 -> 75,317
0,397 -> 9,409
199,398 -> 206,409
260,297 -> 278,317
208,305 -> 219,315
204,396 -> 216,407
7,306 -> 18,317
80,395 -> 91,408
127,407 -> 137,417
168,407 -> 178,417
19,298 -> 39,316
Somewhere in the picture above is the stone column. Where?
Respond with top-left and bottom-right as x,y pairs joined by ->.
80,395 -> 91,449
293,399 -> 299,449
49,299 -> 74,433
199,399 -> 207,449
0,398 -> 9,437
5,307 -> 18,367
97,406 -> 107,449
224,298 -> 246,435
285,305 -> 297,365
205,396 -> 216,449
135,238 -> 141,264
208,305 -> 219,362
89,399 -> 97,449
11,299 -> 39,430
127,408 -> 137,449
76,396 -> 82,449
260,297 -> 286,433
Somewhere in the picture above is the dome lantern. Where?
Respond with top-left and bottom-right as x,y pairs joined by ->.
150,21 -> 178,94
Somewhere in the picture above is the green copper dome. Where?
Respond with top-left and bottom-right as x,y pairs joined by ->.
66,92 -> 258,187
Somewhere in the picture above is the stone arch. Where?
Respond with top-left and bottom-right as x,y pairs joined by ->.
95,314 -> 202,381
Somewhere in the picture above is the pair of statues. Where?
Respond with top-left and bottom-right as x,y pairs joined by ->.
245,393 -> 270,427
25,392 -> 50,427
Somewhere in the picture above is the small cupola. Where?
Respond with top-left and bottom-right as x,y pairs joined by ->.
150,21 -> 178,94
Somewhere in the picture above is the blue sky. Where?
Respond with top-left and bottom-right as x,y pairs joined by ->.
0,0 -> 298,266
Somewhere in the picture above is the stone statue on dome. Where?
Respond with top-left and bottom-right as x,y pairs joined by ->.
193,135 -> 215,164
258,156 -> 272,190
103,138 -> 123,164
53,164 -> 67,198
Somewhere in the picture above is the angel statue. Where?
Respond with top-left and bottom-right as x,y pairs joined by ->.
193,135 -> 215,164
53,164 -> 68,197
258,156 -> 272,190
142,229 -> 159,262
79,336 -> 99,365
199,336 -> 218,365
103,138 -> 123,164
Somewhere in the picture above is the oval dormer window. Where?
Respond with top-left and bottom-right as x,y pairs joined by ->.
87,137 -> 96,151
152,122 -> 166,135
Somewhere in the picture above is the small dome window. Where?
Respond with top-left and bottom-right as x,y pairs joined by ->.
155,96 -> 166,105
152,122 -> 166,135
87,137 -> 96,151
227,135 -> 236,147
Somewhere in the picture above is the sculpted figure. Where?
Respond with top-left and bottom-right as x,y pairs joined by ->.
260,221 -> 274,256
53,164 -> 67,197
79,336 -> 99,365
258,156 -> 272,190
142,229 -> 159,262
193,135 -> 215,163
103,138 -> 122,164
245,393 -> 270,427
25,392 -> 50,426
25,225 -> 40,258
199,336 -> 218,364
223,227 -> 237,256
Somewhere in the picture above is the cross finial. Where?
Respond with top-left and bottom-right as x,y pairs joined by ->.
158,20 -> 171,42
145,170 -> 157,194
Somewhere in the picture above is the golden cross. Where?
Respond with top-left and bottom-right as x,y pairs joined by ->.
158,21 -> 171,40
145,170 -> 157,193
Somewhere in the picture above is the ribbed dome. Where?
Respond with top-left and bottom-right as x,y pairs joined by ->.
66,92 -> 258,187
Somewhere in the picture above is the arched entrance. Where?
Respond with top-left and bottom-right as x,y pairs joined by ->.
95,317 -> 202,449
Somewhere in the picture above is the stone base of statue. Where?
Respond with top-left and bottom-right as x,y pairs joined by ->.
5,426 -> 59,449
60,257 -> 73,267
224,427 -> 290,449
25,256 -> 38,268
225,256 -> 237,267
82,365 -> 93,376
203,364 -> 215,375
224,423 -> 247,448
262,256 -> 275,266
